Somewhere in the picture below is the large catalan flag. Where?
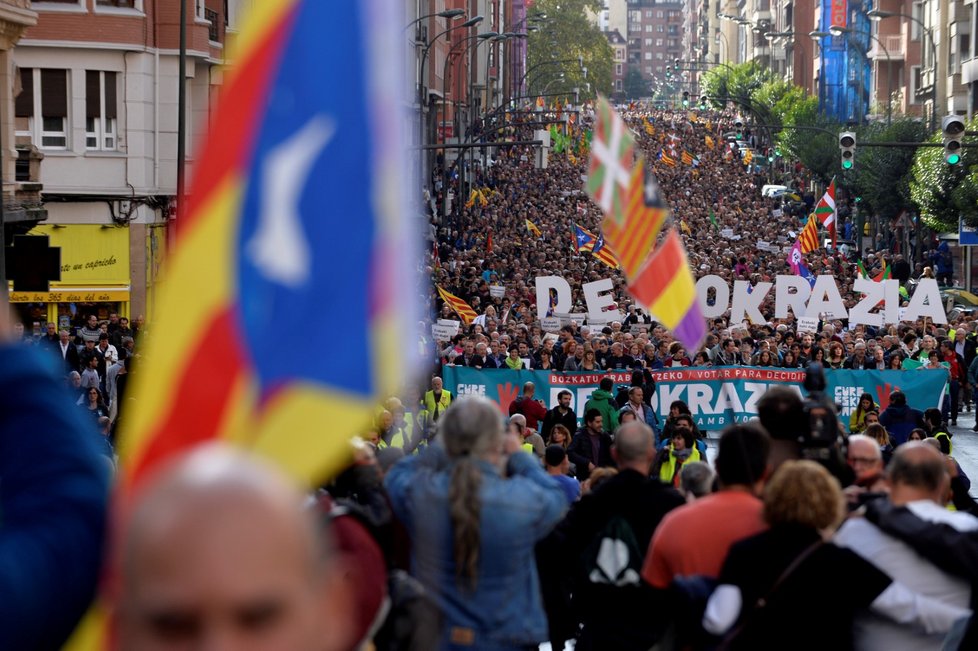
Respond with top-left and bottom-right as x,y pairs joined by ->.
66,0 -> 418,647
657,149 -> 677,167
437,285 -> 478,325
116,0 -> 416,496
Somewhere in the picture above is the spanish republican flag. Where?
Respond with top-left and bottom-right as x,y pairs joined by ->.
65,0 -> 418,646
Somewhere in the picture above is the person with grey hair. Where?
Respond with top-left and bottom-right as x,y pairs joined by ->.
679,461 -> 715,502
385,396 -> 567,649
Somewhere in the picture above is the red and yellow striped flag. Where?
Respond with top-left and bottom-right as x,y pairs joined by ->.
600,159 -> 667,277
64,0 -> 417,646
526,219 -> 542,236
437,285 -> 478,325
799,215 -> 820,253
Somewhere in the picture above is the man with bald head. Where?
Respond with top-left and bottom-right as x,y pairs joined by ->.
836,443 -> 977,650
118,445 -> 352,651
553,422 -> 685,649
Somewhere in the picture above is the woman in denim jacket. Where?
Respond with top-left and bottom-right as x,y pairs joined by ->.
386,397 -> 568,650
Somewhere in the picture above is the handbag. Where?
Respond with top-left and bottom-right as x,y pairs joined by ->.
718,540 -> 823,650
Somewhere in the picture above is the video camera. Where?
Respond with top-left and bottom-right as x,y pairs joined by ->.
800,362 -> 842,457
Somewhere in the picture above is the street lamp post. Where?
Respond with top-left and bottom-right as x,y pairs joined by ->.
868,6 -> 937,131
418,15 -> 483,192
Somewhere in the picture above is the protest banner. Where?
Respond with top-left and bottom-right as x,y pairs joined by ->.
489,285 -> 506,298
536,275 -> 947,327
442,366 -> 947,432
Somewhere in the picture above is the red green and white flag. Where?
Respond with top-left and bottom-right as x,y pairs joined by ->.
586,95 -> 635,220
814,177 -> 836,248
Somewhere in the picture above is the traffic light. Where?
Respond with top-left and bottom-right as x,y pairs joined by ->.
839,131 -> 856,170
733,117 -> 744,140
699,95 -> 708,110
942,115 -> 965,165
767,148 -> 774,163
682,91 -> 689,107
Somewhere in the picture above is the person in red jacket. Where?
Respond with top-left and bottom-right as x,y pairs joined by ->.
509,381 -> 548,431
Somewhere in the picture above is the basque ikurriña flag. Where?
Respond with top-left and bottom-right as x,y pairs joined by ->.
65,1 -> 417,646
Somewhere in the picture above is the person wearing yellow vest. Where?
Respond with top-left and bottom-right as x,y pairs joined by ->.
423,376 -> 452,425
653,426 -> 701,487
509,413 -> 545,459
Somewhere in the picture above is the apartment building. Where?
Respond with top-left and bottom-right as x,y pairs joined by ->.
9,0 -> 237,327
606,27 -> 627,97
618,0 -> 684,83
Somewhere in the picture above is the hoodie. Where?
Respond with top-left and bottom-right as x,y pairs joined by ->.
584,389 -> 619,433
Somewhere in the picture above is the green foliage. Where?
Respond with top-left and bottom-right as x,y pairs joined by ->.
777,96 -> 840,183
850,119 -> 927,221
526,0 -> 613,99
909,115 -> 978,232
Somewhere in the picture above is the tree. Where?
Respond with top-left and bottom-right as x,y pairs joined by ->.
910,116 -> 978,232
850,119 -> 927,221
623,65 -> 647,100
525,0 -> 613,100
777,96 -> 840,183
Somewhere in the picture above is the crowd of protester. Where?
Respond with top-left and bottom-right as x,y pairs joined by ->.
4,103 -> 978,651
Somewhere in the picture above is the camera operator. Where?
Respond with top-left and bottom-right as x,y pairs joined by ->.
756,365 -> 854,486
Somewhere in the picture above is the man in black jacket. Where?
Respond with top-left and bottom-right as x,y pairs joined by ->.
567,409 -> 614,481
541,389 -> 577,441
549,422 -> 684,650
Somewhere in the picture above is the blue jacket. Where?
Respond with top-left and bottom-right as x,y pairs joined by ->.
386,446 -> 567,650
879,403 -> 925,446
0,345 -> 110,649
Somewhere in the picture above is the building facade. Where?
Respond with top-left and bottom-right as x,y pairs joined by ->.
8,0 -> 238,329
606,27 -> 627,97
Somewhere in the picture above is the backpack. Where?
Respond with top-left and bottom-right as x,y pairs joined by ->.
583,515 -> 644,587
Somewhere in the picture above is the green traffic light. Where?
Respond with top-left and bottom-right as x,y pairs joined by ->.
842,160 -> 853,169
948,153 -> 961,165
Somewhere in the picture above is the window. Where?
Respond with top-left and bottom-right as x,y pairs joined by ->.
645,51 -> 652,60
616,49 -> 624,60
645,10 -> 653,17
910,65 -> 921,103
206,7 -> 221,42
616,79 -> 623,91
657,10 -> 664,18
645,38 -> 652,46
657,25 -> 664,33
645,24 -> 653,32
196,0 -> 205,19
656,52 -> 664,60
86,71 -> 118,150
656,38 -> 663,46
616,63 -> 623,75
96,0 -> 135,6
645,65 -> 653,74
911,2 -> 922,41
16,68 -> 68,149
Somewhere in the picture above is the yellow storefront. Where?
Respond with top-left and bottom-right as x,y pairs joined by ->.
8,224 -> 131,332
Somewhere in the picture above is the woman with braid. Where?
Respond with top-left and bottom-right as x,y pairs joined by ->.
385,396 -> 568,650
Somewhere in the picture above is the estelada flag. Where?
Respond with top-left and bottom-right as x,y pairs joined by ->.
67,0 -> 420,646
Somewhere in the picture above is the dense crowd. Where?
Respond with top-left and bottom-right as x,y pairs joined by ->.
421,106 -> 964,380
4,104 -> 977,651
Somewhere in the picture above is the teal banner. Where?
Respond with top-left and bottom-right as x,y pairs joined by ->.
442,366 -> 949,431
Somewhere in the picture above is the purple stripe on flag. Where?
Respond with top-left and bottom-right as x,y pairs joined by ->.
673,305 -> 706,352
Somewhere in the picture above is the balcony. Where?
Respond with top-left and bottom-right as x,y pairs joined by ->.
868,34 -> 905,60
